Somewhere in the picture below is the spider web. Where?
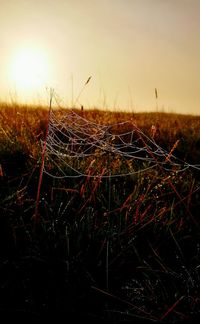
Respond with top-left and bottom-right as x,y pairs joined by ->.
43,108 -> 199,179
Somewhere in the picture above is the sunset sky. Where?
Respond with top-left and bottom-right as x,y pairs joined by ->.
0,0 -> 200,114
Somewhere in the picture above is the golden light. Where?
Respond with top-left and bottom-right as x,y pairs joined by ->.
10,48 -> 49,96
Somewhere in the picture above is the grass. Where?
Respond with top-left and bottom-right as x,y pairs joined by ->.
0,102 -> 200,323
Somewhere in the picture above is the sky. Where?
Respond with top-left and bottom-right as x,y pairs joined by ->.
0,0 -> 200,114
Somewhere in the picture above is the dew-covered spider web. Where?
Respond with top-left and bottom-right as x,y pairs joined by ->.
43,108 -> 200,179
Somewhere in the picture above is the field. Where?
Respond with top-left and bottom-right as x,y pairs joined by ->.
0,101 -> 200,323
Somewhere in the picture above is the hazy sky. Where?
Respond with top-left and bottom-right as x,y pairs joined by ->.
0,0 -> 200,114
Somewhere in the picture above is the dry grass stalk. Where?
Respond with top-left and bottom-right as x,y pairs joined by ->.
165,140 -> 180,163
0,164 -> 3,177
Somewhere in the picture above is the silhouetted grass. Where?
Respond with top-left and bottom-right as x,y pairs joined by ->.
0,102 -> 200,323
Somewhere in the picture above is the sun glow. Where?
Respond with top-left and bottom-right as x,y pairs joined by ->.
10,48 -> 50,99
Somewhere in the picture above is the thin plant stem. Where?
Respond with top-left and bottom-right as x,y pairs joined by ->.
34,88 -> 54,224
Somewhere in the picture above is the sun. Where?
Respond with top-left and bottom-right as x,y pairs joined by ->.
10,48 -> 49,96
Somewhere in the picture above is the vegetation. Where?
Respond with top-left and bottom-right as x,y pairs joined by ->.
0,101 -> 200,323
